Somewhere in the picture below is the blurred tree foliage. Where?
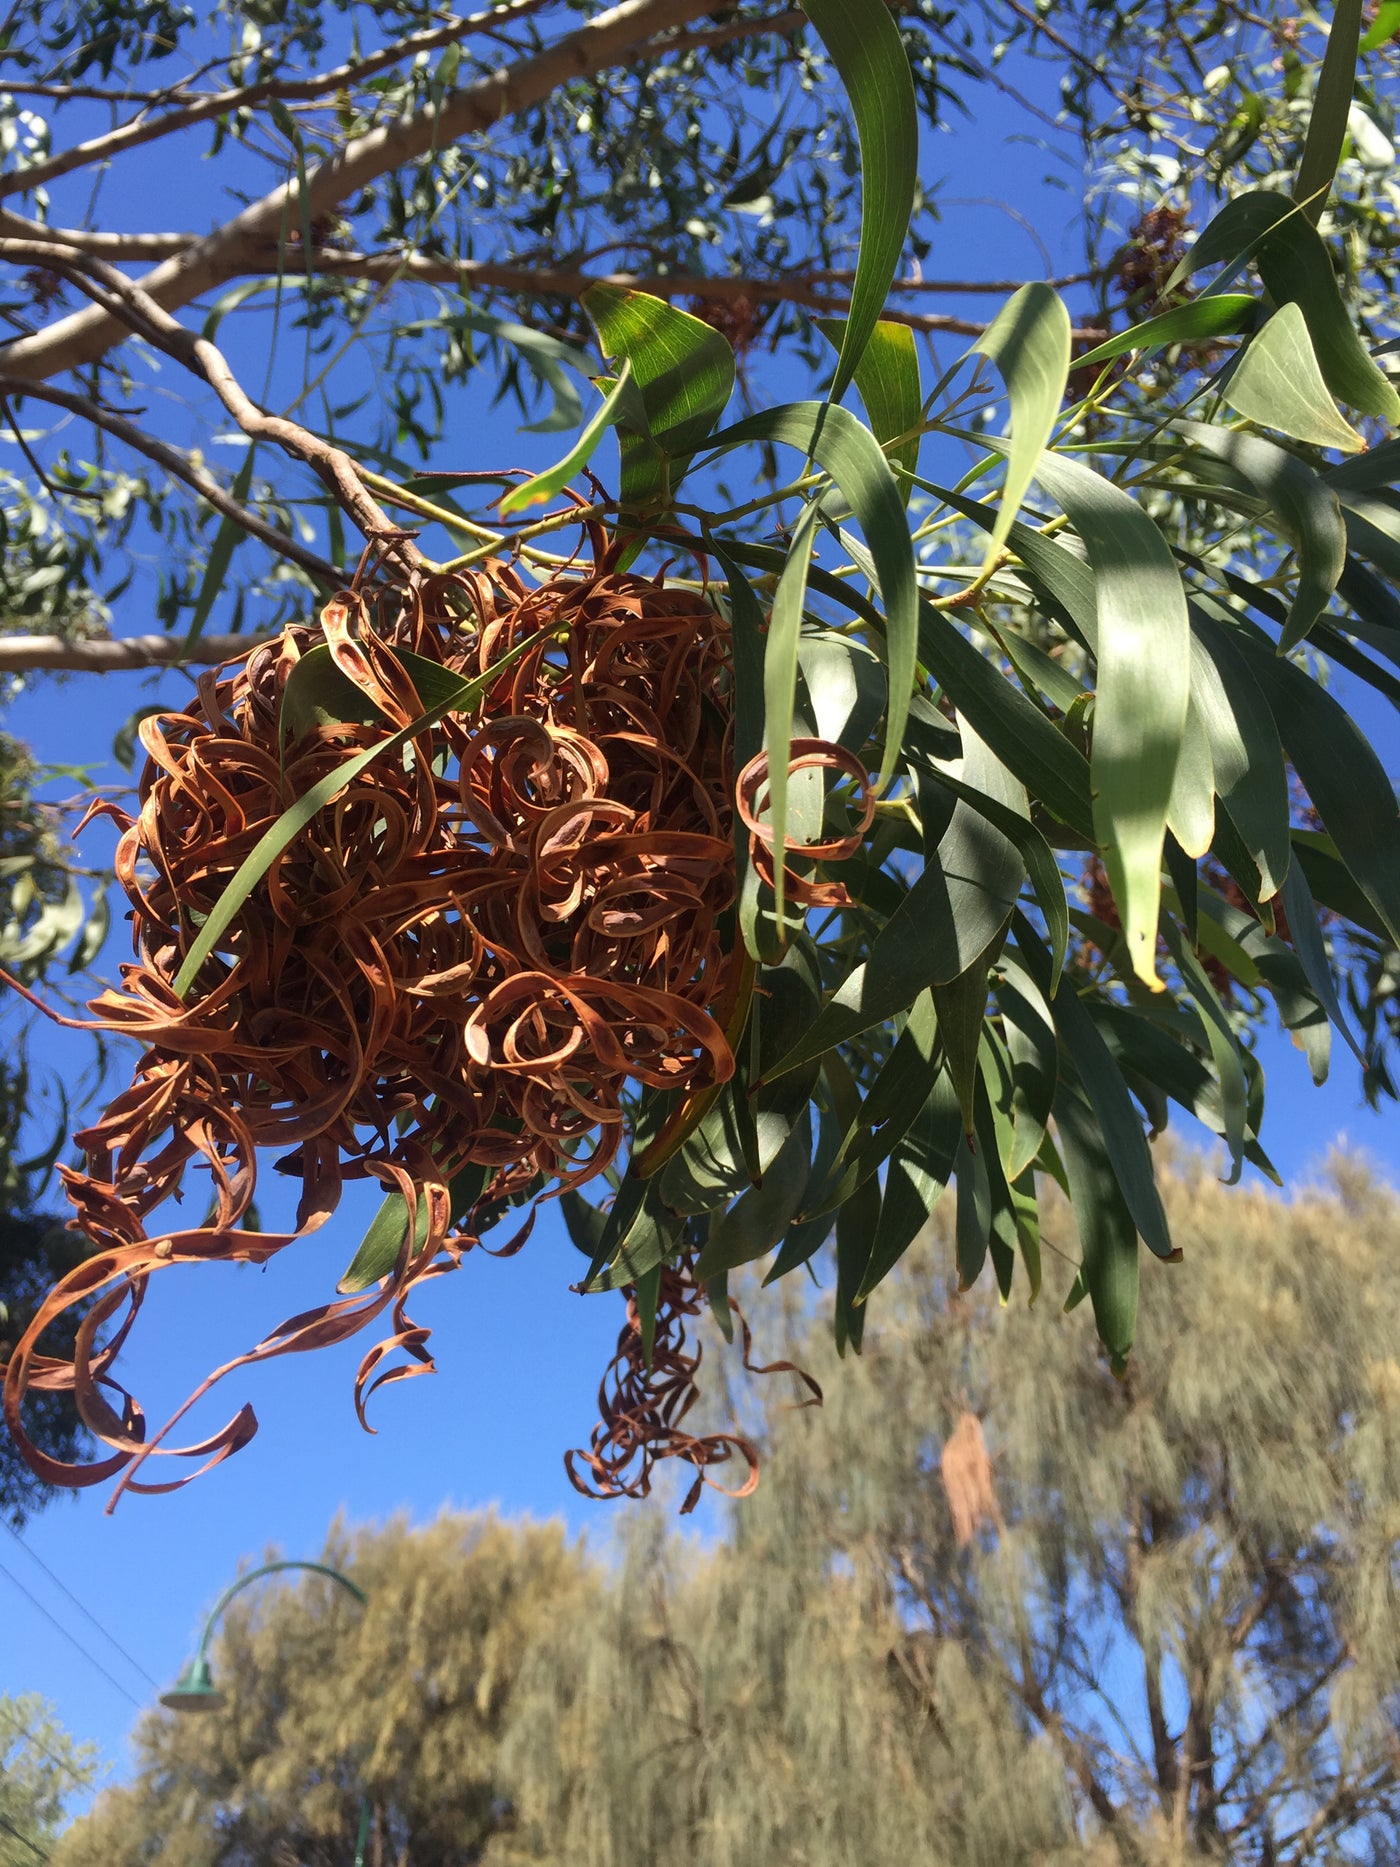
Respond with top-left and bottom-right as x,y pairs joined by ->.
55,1159 -> 1400,1865
0,1692 -> 99,1865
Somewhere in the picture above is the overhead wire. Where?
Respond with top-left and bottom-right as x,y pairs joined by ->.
0,1557 -> 143,1710
1,1521 -> 159,1688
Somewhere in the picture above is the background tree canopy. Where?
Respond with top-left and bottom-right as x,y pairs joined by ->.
0,0 -> 1399,1513
49,1162 -> 1400,1866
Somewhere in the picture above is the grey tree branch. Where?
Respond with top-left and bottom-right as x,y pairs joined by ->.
0,0 -> 721,384
0,631 -> 277,674
0,373 -> 338,583
0,239 -> 413,562
0,0 -> 562,204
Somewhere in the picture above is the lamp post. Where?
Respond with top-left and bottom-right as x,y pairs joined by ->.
161,1559 -> 372,1867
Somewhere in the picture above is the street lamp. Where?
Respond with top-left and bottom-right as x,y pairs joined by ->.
162,1558 -> 372,1865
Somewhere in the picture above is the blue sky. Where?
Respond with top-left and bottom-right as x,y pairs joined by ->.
1,16 -> 1397,1808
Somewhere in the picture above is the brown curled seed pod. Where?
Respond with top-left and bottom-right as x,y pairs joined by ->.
1,526 -> 833,1508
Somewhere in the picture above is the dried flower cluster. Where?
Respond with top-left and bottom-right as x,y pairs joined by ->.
3,534 -> 756,1504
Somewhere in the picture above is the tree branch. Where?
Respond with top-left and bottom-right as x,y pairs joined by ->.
0,0 -> 721,384
0,0 -> 564,205
0,239 -> 413,561
0,630 -> 276,674
0,374 -> 338,583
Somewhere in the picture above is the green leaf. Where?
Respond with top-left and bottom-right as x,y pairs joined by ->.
816,316 -> 922,482
834,1173 -> 881,1355
801,990 -> 940,1217
185,443 -> 257,648
932,945 -> 997,1135
1230,629 -> 1400,948
991,956 -> 1057,1182
712,402 -> 918,793
1295,0 -> 1364,223
1169,190 -> 1400,423
1222,303 -> 1365,454
694,1106 -> 813,1281
799,0 -> 917,404
583,285 -> 735,508
1159,916 -> 1247,1181
1189,617 -> 1292,900
761,501 -> 822,932
1030,450 -> 1192,990
1016,913 -> 1172,1261
764,724 -> 1025,1079
969,283 -> 1072,575
172,623 -> 558,999
915,597 -> 1096,840
498,361 -> 635,514
1174,422 -> 1348,649
1165,696 -> 1215,861
855,1070 -> 961,1301
1053,1087 -> 1140,1371
797,632 -> 887,754
584,1183 -> 686,1294
1279,858 -> 1367,1069
1074,294 -> 1258,369
338,1190 -> 431,1294
278,644 -> 386,748
1360,0 -> 1400,51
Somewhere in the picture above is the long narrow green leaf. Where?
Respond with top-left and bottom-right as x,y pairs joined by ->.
1030,450 -> 1192,990
799,0 -> 917,404
1295,0 -> 1365,222
713,402 -> 917,791
694,1107 -> 813,1281
855,1071 -> 961,1301
1189,617 -> 1292,899
172,623 -> 557,998
184,443 -> 257,649
970,283 -> 1072,575
762,502 -> 822,933
1360,1 -> 1400,51
1053,1086 -> 1141,1371
816,316 -> 922,483
1231,627 -> 1400,947
583,285 -> 735,508
1168,191 -> 1400,422
1174,422 -> 1348,648
499,361 -> 634,513
1075,294 -> 1258,368
1222,303 -> 1365,453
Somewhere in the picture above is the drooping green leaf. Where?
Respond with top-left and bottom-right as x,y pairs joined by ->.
1168,190 -> 1400,422
712,402 -> 917,792
1158,916 -> 1247,1181
583,285 -> 735,508
338,1189 -> 431,1294
1360,0 -> 1400,52
1222,303 -> 1365,453
1234,628 -> 1400,947
799,0 -> 918,404
1189,617 -> 1292,899
172,623 -> 558,998
1053,1086 -> 1140,1371
1173,422 -> 1348,650
1030,450 -> 1192,990
856,1070 -> 961,1302
279,644 -> 386,748
1165,696 -> 1216,860
1074,294 -> 1258,369
797,633 -> 888,755
802,990 -> 940,1218
1295,0 -> 1364,223
764,725 -> 1025,1080
185,442 -> 257,648
761,501 -> 822,932
932,943 -> 998,1134
816,316 -> 922,482
969,283 -> 1072,575
694,1107 -> 813,1282
498,362 -> 635,513
1279,857 -> 1367,1069
584,1183 -> 687,1294
1016,913 -> 1172,1261
834,1173 -> 881,1356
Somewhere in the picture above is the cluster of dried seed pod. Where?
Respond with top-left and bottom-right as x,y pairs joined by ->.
3,533 -> 776,1505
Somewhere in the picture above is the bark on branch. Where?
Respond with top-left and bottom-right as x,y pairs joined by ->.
0,0 -> 720,384
0,631 -> 276,674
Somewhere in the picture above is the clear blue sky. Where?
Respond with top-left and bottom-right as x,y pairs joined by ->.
2,22 -> 1397,1809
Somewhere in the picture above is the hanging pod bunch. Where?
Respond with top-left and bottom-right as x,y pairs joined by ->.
1,530 -> 809,1505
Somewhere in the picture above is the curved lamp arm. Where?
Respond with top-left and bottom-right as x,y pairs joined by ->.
161,1559 -> 372,1867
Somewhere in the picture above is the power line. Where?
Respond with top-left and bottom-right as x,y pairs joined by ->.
0,1557 -> 142,1710
1,1522 -> 159,1688
0,1712 -> 89,1792
0,1809 -> 49,1862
